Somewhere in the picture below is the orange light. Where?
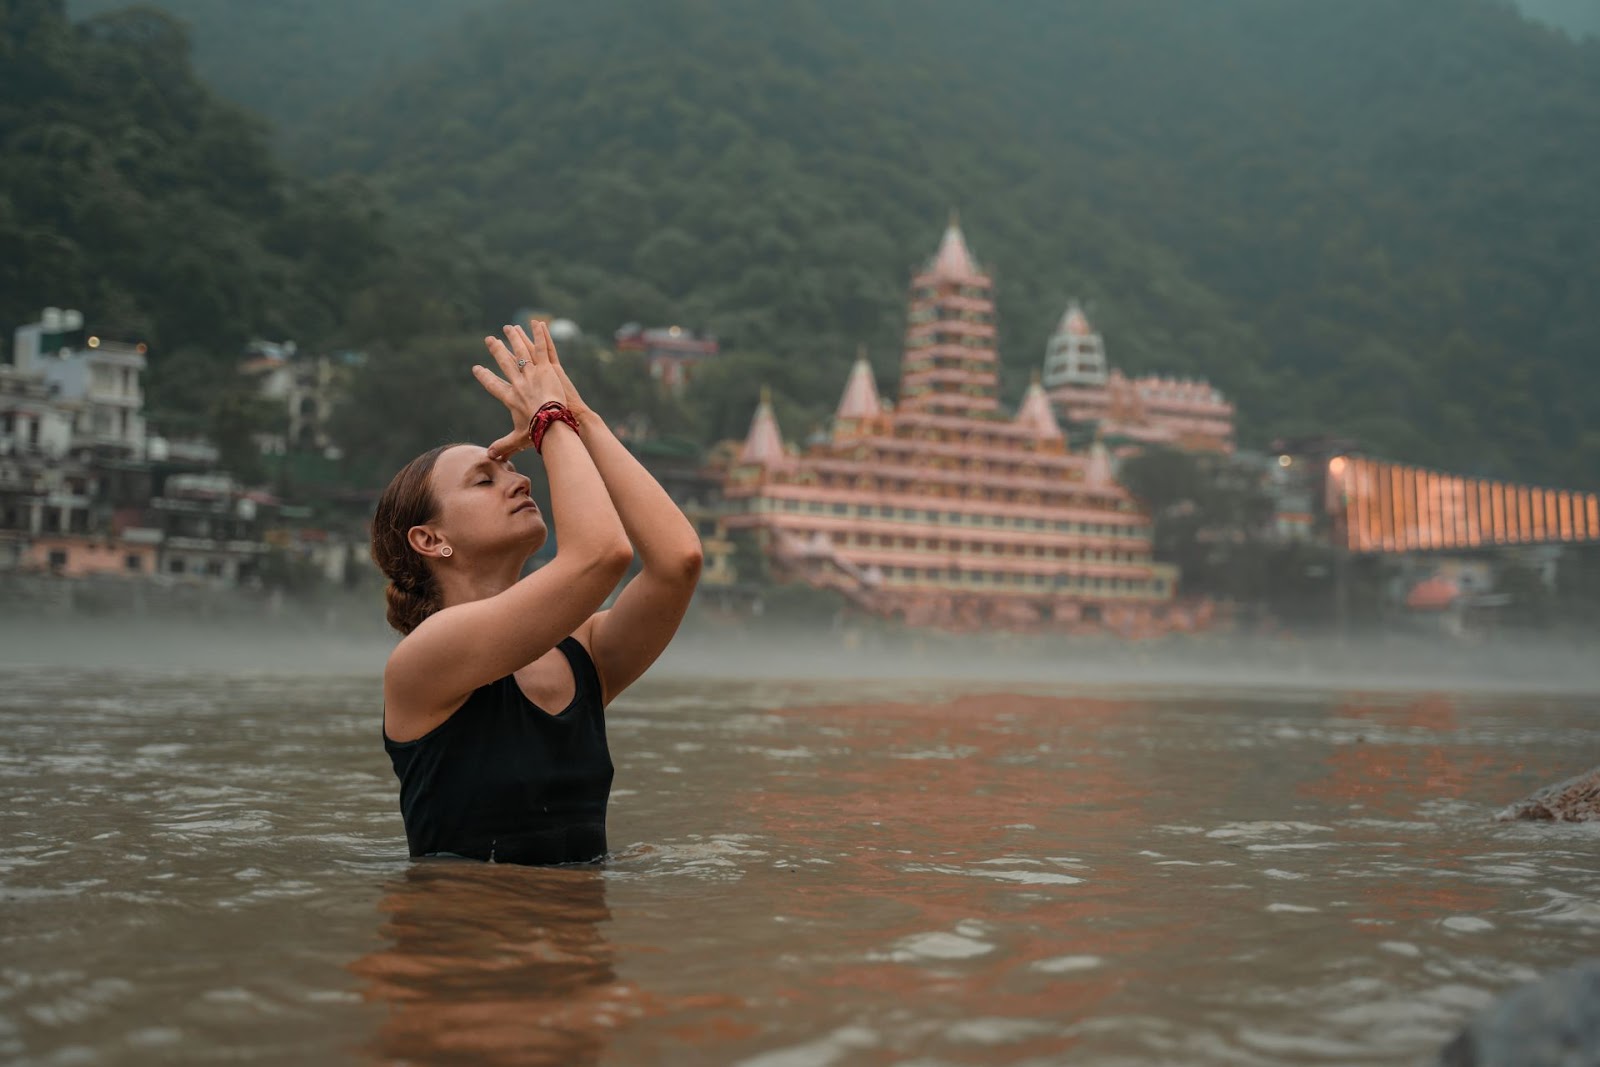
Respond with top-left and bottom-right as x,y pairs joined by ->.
1401,467 -> 1414,550
1328,456 -> 1346,476
1361,460 -> 1377,552
1427,470 -> 1440,547
1348,459 -> 1363,551
136,343 -> 147,354
1473,481 -> 1490,546
1442,474 -> 1456,548
1391,463 -> 1406,550
1452,477 -> 1468,547
1377,464 -> 1395,551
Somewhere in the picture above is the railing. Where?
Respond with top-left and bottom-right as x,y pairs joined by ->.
1327,455 -> 1600,553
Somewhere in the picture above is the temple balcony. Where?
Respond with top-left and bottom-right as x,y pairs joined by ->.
908,292 -> 994,314
902,340 -> 999,360
845,444 -> 1080,478
726,499 -> 1150,544
900,368 -> 999,390
798,457 -> 1119,499
905,320 -> 998,342
826,547 -> 1156,579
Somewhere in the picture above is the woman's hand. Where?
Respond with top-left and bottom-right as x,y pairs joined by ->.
473,321 -> 566,460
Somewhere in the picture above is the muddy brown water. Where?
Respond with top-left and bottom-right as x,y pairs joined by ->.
2,667 -> 1597,1065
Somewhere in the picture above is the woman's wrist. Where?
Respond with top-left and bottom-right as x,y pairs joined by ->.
529,401 -> 581,453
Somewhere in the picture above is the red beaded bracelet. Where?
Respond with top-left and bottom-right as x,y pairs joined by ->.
528,401 -> 580,454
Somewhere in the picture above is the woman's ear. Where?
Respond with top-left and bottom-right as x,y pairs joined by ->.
407,524 -> 449,560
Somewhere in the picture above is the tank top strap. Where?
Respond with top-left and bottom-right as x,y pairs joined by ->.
558,636 -> 603,706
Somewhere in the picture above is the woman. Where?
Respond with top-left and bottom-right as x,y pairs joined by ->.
370,320 -> 702,865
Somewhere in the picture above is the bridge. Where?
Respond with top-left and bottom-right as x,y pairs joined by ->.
1325,455 -> 1600,555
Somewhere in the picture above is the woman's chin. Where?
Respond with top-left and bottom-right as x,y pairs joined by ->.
513,520 -> 548,550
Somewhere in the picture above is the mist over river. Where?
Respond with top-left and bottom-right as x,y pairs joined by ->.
2,632 -> 1597,1065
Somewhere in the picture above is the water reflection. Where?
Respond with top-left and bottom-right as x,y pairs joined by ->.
734,693 -> 1178,1050
3,670 -> 1596,1066
349,861 -> 628,1066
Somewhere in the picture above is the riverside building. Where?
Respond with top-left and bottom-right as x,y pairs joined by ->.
722,220 -> 1207,635
1042,301 -> 1235,453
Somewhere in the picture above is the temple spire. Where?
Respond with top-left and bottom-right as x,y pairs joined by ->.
835,347 -> 881,421
1058,300 -> 1093,337
1014,372 -> 1063,440
929,209 -> 980,282
740,386 -> 784,466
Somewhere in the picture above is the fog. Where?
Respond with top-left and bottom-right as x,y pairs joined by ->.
6,612 -> 1599,700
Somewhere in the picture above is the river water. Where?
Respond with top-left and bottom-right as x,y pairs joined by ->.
2,662 -> 1597,1066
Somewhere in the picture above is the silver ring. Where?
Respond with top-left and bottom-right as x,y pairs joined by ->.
517,359 -> 529,368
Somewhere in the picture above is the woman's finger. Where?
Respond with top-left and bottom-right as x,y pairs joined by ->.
525,321 -> 549,366
483,335 -> 521,382
471,363 -> 516,406
504,324 -> 536,371
487,427 -> 529,461
536,319 -> 563,370
513,324 -> 545,368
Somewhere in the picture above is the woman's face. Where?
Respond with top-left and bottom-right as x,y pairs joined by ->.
425,445 -> 547,557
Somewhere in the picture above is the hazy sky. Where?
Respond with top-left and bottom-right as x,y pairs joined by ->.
1512,0 -> 1600,37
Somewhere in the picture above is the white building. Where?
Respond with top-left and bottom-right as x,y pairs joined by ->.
13,309 -> 147,460
238,340 -> 357,456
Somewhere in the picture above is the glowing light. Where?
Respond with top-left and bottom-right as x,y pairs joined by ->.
1377,465 -> 1395,551
1327,456 -> 1345,475
135,343 -> 147,354
1279,454 -> 1294,468
1402,466 -> 1418,550
87,336 -> 100,348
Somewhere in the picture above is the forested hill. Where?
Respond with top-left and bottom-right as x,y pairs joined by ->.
292,0 -> 1600,486
1,1 -> 519,448
63,0 -> 501,127
26,0 -> 1600,491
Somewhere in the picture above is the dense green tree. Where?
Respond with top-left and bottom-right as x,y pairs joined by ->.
13,0 -> 1600,498
1,0 -> 531,462
277,0 -> 1600,489
64,0 -> 500,127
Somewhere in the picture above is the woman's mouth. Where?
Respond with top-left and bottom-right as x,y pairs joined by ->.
512,500 -> 538,515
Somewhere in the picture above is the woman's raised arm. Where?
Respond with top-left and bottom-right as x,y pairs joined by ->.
383,323 -> 631,733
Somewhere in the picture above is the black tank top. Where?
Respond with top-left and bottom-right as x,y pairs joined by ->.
383,637 -> 613,865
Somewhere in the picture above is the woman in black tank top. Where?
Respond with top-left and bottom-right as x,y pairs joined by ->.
369,320 -> 702,865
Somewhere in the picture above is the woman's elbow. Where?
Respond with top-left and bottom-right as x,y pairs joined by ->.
599,539 -> 634,577
675,543 -> 704,585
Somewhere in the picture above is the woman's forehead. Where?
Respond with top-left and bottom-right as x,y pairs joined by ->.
434,444 -> 493,482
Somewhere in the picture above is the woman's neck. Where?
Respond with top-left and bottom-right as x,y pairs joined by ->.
436,555 -> 526,611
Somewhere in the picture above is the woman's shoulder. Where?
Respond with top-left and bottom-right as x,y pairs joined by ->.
558,633 -> 603,699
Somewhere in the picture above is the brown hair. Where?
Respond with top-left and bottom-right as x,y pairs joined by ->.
370,443 -> 461,635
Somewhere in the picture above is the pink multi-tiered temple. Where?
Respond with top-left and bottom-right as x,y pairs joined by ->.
722,219 -> 1209,635
1043,302 -> 1234,453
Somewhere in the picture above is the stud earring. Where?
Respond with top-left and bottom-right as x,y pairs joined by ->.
441,546 -> 453,558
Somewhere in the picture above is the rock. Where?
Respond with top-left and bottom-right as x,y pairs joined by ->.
1495,766 -> 1600,822
1437,960 -> 1600,1066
